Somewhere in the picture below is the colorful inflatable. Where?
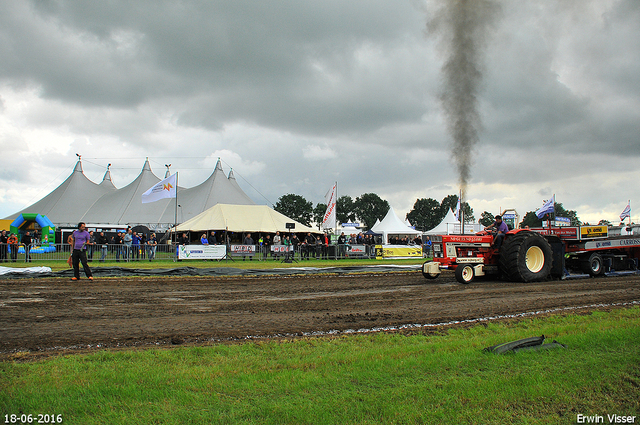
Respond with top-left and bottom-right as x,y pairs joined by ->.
10,213 -> 56,244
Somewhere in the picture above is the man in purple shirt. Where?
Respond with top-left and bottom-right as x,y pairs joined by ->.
485,215 -> 509,250
71,222 -> 93,281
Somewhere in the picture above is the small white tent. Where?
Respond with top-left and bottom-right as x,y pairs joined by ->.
371,207 -> 421,244
425,209 -> 482,235
425,209 -> 459,235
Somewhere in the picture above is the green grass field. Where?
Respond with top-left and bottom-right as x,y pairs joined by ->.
3,257 -> 428,272
2,307 -> 638,424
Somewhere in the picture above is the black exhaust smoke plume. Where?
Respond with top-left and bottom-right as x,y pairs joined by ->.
427,0 -> 500,201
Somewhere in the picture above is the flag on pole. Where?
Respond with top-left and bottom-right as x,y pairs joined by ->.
620,201 -> 631,221
454,196 -> 461,221
535,195 -> 555,219
322,183 -> 337,230
141,173 -> 177,204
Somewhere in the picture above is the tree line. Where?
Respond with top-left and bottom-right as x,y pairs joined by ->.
274,193 -> 583,232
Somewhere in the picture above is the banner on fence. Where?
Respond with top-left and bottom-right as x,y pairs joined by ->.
270,245 -> 293,253
375,245 -> 422,259
230,245 -> 256,256
345,245 -> 367,256
178,245 -> 227,260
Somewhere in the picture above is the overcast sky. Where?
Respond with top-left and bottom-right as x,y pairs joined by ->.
1,0 -> 638,225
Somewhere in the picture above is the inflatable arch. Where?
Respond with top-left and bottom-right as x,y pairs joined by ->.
10,213 -> 56,244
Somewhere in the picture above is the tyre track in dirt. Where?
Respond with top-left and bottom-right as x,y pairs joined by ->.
0,272 -> 638,356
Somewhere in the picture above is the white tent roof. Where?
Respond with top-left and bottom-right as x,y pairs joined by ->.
371,206 -> 421,243
424,209 -> 459,235
175,203 -> 318,234
81,159 -> 170,226
424,209 -> 483,235
5,160 -> 116,227
5,158 -> 257,230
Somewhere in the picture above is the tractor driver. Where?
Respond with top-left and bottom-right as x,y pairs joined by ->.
485,215 -> 509,250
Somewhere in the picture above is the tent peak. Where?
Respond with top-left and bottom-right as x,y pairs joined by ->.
228,169 -> 235,180
143,158 -> 151,171
73,158 -> 83,173
215,158 -> 223,171
101,164 -> 112,182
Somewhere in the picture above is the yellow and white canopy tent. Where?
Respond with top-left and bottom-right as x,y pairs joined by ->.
174,204 -> 318,234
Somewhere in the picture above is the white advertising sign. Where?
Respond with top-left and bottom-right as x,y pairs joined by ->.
230,245 -> 256,256
178,245 -> 226,260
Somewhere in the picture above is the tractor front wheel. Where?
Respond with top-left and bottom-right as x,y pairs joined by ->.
455,264 -> 475,284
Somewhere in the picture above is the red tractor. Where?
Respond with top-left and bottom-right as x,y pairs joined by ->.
422,224 -> 640,284
422,230 -> 557,283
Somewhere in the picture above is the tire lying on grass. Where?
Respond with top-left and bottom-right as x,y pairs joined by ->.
498,231 -> 553,282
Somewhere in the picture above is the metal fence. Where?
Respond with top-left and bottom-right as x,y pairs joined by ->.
0,243 -> 430,263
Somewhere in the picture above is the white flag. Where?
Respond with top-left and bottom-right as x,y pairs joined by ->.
141,173 -> 177,204
620,202 -> 631,221
322,183 -> 337,230
454,197 -> 461,221
535,195 -> 555,219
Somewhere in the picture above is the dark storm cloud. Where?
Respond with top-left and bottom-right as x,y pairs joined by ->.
0,0 -> 429,136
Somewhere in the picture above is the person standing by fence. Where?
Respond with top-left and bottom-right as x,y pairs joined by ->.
7,233 -> 18,262
70,222 -> 93,281
21,231 -> 32,262
0,230 -> 7,262
97,231 -> 108,262
147,233 -> 157,261
123,229 -> 132,261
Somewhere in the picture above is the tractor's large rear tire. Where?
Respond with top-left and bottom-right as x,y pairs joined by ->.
499,231 -> 553,282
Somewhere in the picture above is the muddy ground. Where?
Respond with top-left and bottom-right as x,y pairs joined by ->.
1,271 -> 639,358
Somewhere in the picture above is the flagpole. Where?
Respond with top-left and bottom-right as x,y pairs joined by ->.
335,181 -> 338,236
174,172 -> 178,249
460,189 -> 464,235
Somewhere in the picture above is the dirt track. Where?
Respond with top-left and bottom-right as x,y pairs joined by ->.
1,271 -> 639,357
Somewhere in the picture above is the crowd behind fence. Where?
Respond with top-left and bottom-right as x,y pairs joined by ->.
0,242 -> 432,263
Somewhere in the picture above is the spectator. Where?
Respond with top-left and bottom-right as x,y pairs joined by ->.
210,231 -> 217,245
273,231 -> 281,259
7,233 -> 18,262
21,231 -> 32,263
322,232 -> 329,259
201,233 -> 209,245
96,231 -> 108,262
140,233 -> 147,259
132,232 -> 141,261
147,233 -> 157,261
315,236 -> 323,259
87,230 -> 95,261
123,229 -> 133,261
114,232 -> 124,262
243,233 -> 254,261
337,232 -> 346,259
263,234 -> 271,257
303,232 -> 316,260
424,236 -> 432,257
291,234 -> 300,260
0,230 -> 7,262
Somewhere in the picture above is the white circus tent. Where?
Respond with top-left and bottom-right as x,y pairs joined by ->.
5,158 -> 256,231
